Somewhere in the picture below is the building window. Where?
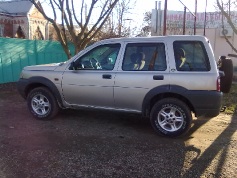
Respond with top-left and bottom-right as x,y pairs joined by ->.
34,26 -> 44,40
15,26 -> 26,39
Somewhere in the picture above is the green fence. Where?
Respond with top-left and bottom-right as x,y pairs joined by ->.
0,38 -> 74,84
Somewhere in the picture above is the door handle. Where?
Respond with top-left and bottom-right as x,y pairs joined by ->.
102,74 -> 112,79
153,75 -> 164,80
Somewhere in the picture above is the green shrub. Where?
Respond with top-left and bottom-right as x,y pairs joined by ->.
222,83 -> 237,115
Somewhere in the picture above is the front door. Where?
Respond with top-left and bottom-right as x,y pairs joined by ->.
62,43 -> 121,108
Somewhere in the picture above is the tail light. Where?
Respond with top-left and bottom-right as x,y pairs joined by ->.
217,77 -> 221,92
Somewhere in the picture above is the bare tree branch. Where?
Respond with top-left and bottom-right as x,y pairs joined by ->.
30,0 -> 119,58
216,0 -> 237,53
86,0 -> 119,38
216,0 -> 237,34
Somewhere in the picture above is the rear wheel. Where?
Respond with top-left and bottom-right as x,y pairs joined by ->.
150,98 -> 192,137
27,87 -> 59,120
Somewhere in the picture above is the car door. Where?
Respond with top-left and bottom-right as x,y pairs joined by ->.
61,43 -> 121,108
170,40 -> 215,90
114,42 -> 170,112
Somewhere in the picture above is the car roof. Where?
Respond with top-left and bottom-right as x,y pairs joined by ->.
96,35 -> 208,44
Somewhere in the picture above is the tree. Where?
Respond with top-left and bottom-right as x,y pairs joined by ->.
30,0 -> 119,58
216,0 -> 237,53
114,0 -> 133,36
136,11 -> 151,37
97,0 -> 135,39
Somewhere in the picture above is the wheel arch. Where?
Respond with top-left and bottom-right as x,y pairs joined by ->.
21,77 -> 64,108
142,85 -> 195,118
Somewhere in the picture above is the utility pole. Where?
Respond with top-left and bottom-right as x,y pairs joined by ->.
204,0 -> 207,35
158,1 -> 162,35
194,0 -> 197,35
183,6 -> 186,35
155,1 -> 158,33
163,0 -> 167,36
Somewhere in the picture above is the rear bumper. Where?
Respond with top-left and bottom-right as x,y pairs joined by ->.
186,90 -> 223,118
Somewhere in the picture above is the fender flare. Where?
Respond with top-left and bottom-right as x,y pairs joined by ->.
142,85 -> 192,117
18,76 -> 64,108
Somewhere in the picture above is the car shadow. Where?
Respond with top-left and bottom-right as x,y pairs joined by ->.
59,107 -> 236,177
181,112 -> 236,177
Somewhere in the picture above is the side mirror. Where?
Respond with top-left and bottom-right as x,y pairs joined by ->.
69,61 -> 84,70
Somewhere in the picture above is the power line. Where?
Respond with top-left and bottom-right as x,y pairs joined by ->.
178,0 -> 195,17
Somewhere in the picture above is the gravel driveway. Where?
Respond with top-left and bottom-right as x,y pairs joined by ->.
0,84 -> 236,178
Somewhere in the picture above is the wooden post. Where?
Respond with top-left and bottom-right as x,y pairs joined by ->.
163,0 -> 167,36
183,7 -> 186,35
194,0 -> 197,35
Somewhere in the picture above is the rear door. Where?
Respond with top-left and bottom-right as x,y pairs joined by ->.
169,40 -> 216,90
114,42 -> 170,112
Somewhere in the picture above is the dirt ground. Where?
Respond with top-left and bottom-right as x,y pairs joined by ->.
0,84 -> 236,178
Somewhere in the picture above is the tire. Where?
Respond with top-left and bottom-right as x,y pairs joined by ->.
150,98 -> 192,137
219,58 -> 233,93
27,87 -> 59,120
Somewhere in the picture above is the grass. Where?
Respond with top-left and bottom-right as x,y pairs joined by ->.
222,83 -> 237,115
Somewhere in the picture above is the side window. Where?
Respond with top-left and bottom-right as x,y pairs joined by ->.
73,44 -> 120,70
122,43 -> 166,71
173,41 -> 210,71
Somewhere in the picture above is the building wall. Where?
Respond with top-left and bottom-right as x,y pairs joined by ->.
0,15 -> 29,38
197,28 -> 237,66
12,16 -> 28,38
28,7 -> 48,40
0,6 -> 48,40
0,15 -> 13,37
29,18 -> 48,40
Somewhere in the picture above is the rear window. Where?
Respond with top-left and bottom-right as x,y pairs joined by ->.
173,41 -> 210,71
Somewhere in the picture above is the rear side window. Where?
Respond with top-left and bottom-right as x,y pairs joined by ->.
173,41 -> 210,71
122,43 -> 166,71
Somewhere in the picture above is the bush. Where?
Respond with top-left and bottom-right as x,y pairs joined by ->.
222,83 -> 237,114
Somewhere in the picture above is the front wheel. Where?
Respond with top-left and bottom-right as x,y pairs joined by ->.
150,98 -> 192,137
27,87 -> 59,120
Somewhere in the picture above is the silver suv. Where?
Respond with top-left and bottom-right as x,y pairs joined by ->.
17,36 -> 231,137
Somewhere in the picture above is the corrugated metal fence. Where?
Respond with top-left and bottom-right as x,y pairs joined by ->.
0,38 -> 73,84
